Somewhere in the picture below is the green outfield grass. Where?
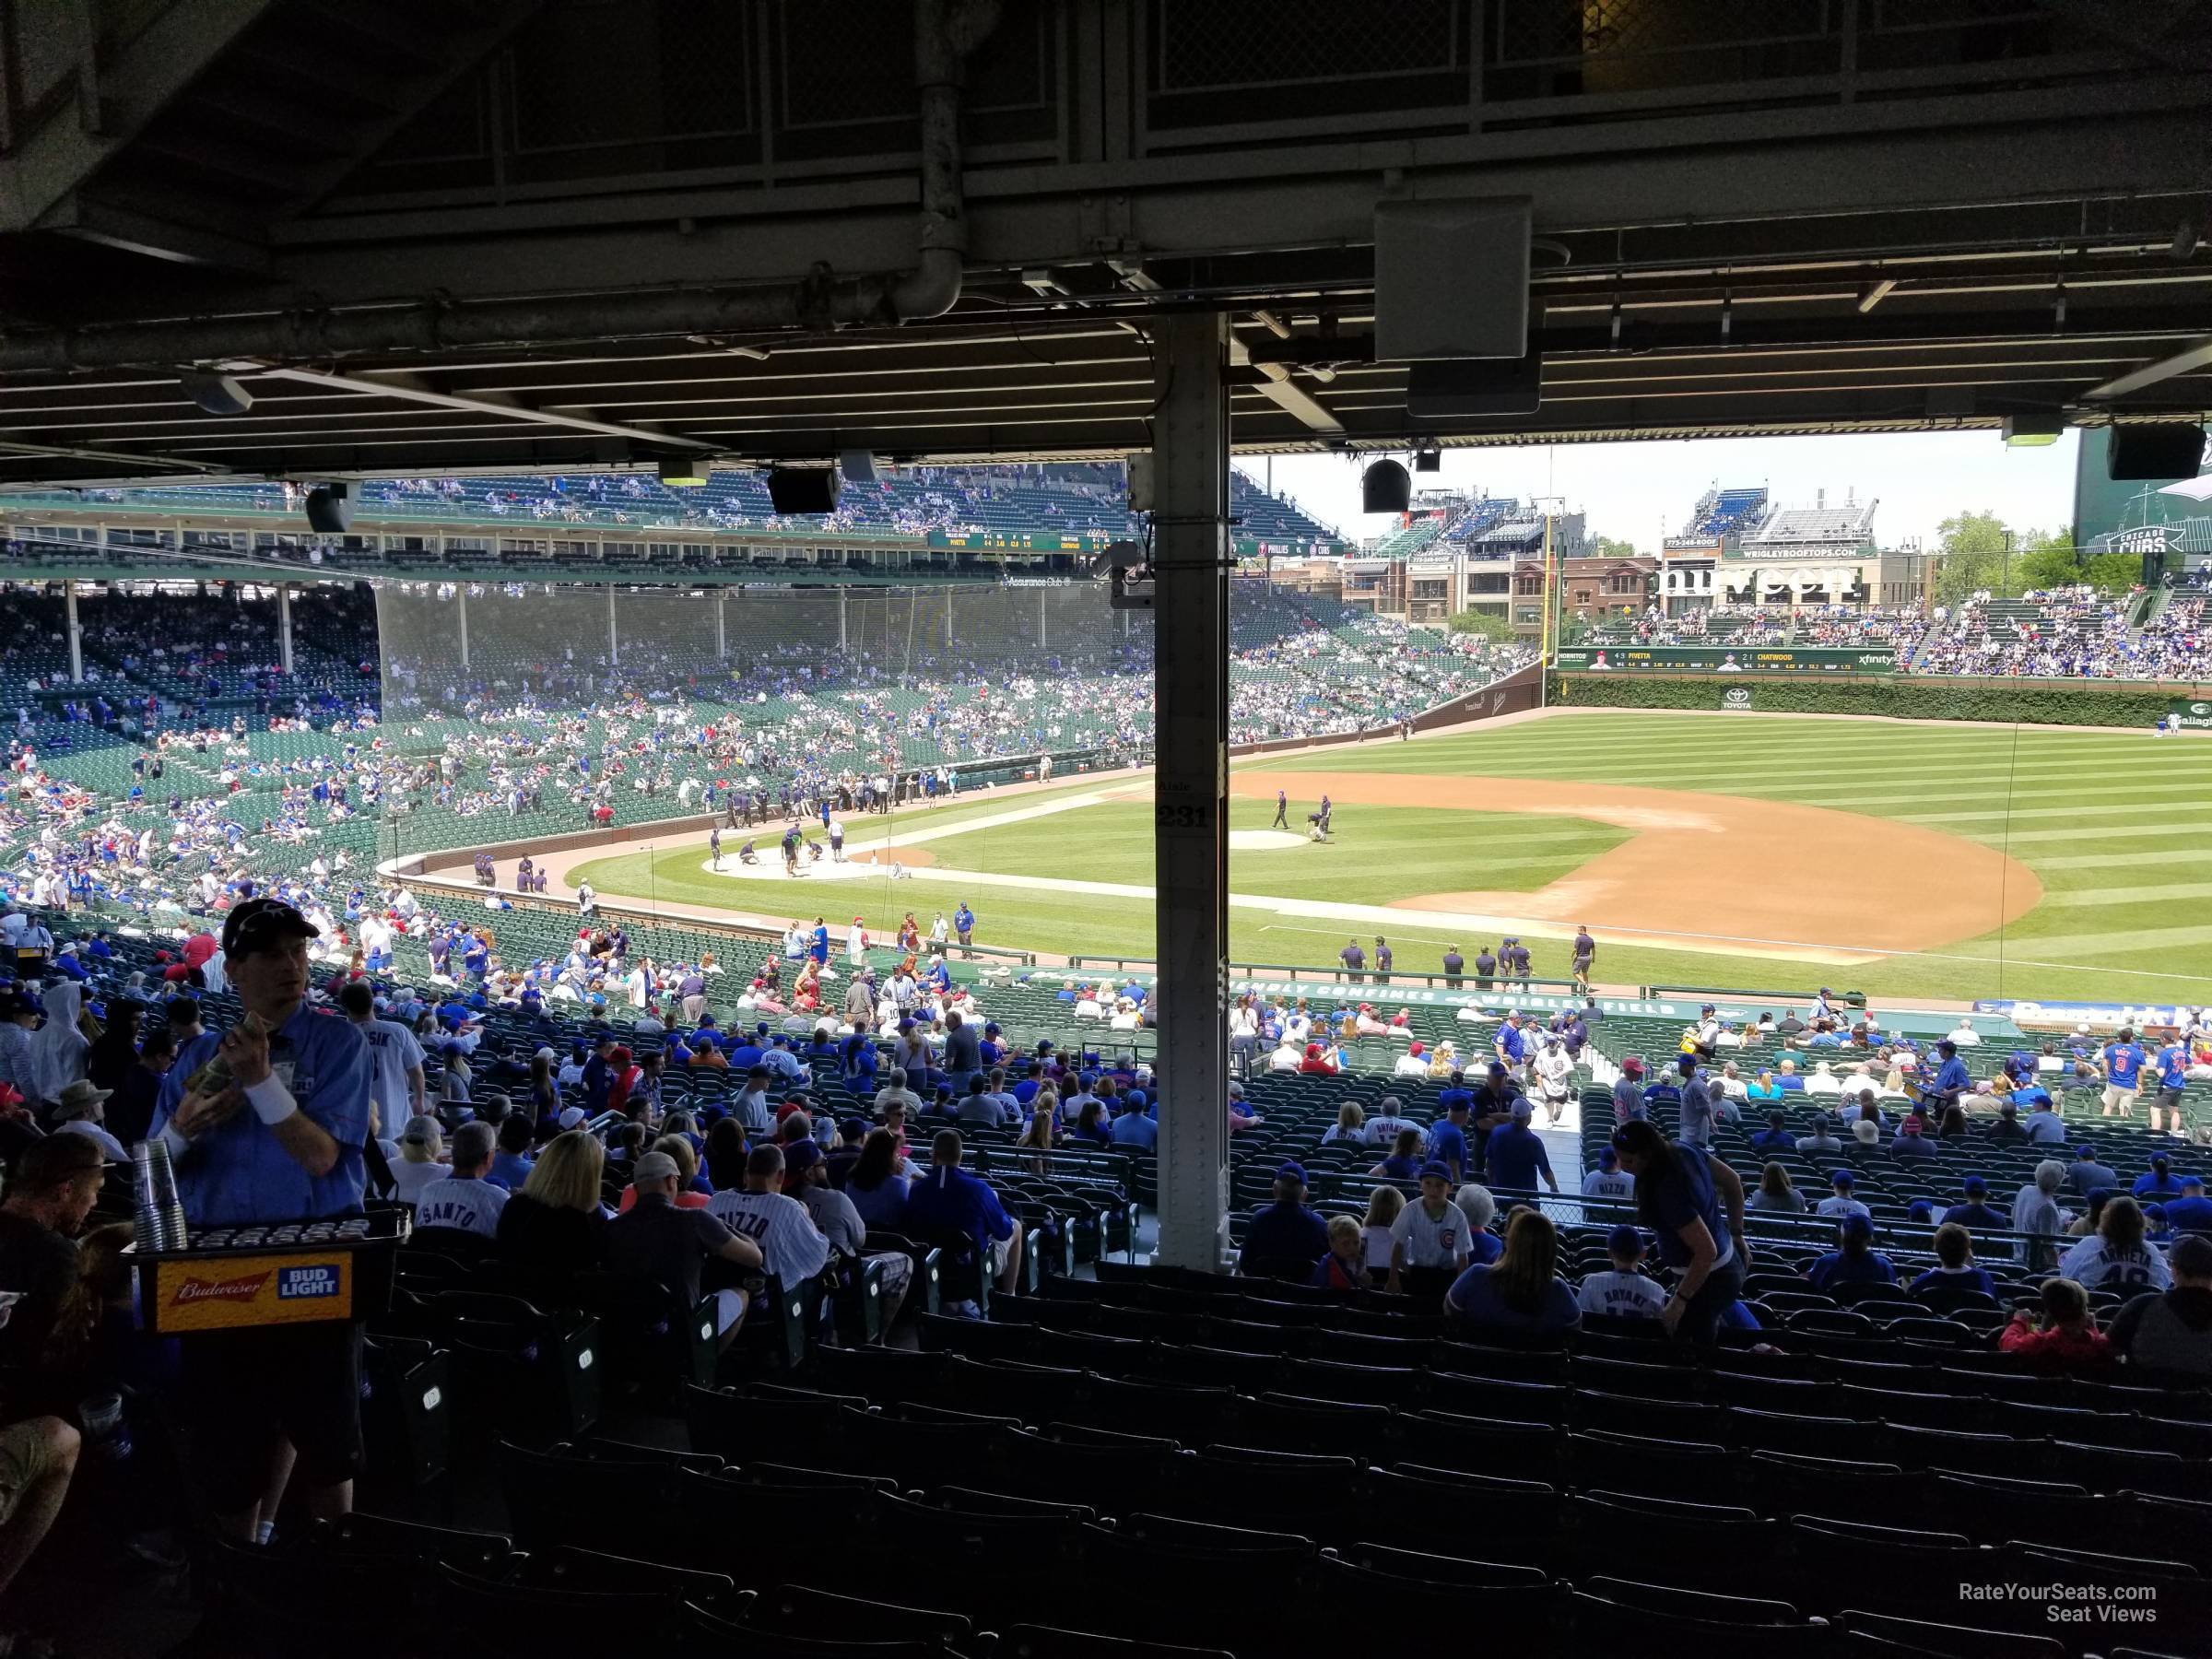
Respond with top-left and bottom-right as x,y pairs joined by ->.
572,712 -> 2212,1004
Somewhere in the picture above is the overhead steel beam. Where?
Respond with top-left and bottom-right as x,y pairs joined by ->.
1228,332 -> 1341,436
2082,335 -> 2212,401
16,76 -> 2202,331
36,194 -> 270,273
0,0 -> 282,233
0,438 -> 230,474
252,367 -> 721,451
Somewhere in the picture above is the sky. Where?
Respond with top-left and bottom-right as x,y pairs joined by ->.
1251,430 -> 2083,555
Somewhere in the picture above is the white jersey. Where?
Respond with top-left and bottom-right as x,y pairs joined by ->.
1389,1199 -> 1473,1269
412,1175 -> 508,1238
2055,1234 -> 2172,1292
1577,1270 -> 1666,1320
1581,1169 -> 1635,1200
706,1188 -> 830,1289
354,1018 -> 425,1124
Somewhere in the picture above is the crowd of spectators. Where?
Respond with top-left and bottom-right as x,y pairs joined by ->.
1914,586 -> 2140,678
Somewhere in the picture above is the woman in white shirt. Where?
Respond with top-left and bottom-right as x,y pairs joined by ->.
1229,1001 -> 1260,1064
1266,1037 -> 1303,1073
1360,1185 -> 1403,1276
1320,1102 -> 1366,1145
392,1115 -> 449,1204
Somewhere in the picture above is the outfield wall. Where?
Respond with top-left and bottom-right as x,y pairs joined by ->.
1550,671 -> 2212,727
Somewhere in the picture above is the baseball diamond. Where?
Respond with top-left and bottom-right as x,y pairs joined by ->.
562,711 -> 2206,1003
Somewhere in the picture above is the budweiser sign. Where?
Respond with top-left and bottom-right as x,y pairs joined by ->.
172,1272 -> 271,1304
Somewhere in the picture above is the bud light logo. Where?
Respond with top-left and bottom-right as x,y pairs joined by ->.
277,1266 -> 339,1300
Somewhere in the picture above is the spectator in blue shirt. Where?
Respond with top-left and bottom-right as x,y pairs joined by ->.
1942,1176 -> 2010,1230
1806,1215 -> 1898,1290
1888,1119 -> 1938,1162
1485,1100 -> 1558,1194
1427,1098 -> 1472,1184
2102,1028 -> 2147,1120
900,1129 -> 1023,1300
1443,1207 -> 1581,1333
2067,1144 -> 2120,1197
2151,1038 -> 2190,1135
2162,1175 -> 2212,1236
1909,1222 -> 1998,1303
2135,1154 -> 2187,1201
487,1114 -> 536,1190
147,896 -> 372,1543
1918,1040 -> 1971,1114
1108,1095 -> 1158,1150
1747,1110 -> 1795,1157
2021,1093 -> 2067,1145
1240,1162 -> 1329,1282
1610,1121 -> 1748,1344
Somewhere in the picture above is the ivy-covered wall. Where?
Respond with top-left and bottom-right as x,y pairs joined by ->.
1549,674 -> 2190,727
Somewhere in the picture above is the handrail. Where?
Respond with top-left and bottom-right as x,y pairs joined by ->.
1644,982 -> 1864,1007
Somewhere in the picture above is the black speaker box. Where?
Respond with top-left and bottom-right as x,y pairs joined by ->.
1360,460 -> 1411,514
766,467 -> 841,514
2108,424 -> 2206,481
304,484 -> 353,534
1406,354 -> 1543,420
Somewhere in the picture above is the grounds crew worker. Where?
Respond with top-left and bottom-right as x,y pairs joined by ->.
148,896 -> 372,1543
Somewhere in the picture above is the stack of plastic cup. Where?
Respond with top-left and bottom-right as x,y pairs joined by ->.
131,1141 -> 190,1252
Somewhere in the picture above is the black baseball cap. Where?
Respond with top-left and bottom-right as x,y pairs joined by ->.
220,897 -> 319,959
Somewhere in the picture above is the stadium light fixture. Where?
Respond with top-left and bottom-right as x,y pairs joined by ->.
1413,442 -> 1441,473
2001,413 -> 2065,448
658,456 -> 712,487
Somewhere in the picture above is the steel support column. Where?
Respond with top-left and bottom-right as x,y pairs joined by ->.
276,583 -> 294,675
65,581 -> 81,683
457,584 -> 470,669
607,585 -> 618,665
839,587 -> 849,653
1039,583 -> 1048,649
716,590 -> 727,660
1149,312 -> 1231,1272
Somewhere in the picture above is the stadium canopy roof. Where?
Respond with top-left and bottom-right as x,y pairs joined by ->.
1,0 -> 2208,490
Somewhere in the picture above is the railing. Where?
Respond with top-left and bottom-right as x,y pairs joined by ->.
1645,982 -> 1865,1009
1061,958 -> 1588,995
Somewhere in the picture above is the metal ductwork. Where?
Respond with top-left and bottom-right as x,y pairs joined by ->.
0,0 -> 998,376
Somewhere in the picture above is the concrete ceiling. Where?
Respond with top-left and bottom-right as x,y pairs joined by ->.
0,0 -> 2206,488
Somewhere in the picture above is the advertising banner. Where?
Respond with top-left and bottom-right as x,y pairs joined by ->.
147,1251 -> 357,1332
1719,685 -> 1755,712
2167,697 -> 2212,731
1555,645 -> 1896,674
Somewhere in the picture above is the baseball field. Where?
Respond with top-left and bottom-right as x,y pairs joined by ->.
563,710 -> 2212,1005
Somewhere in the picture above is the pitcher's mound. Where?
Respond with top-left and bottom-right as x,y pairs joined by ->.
1229,829 -> 1308,851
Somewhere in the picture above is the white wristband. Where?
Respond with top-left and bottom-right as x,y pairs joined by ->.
245,1074 -> 298,1126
